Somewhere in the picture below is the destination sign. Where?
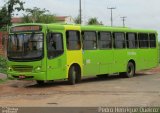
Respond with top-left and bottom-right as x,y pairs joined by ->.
10,25 -> 42,32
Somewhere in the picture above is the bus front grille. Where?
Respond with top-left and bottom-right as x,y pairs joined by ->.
12,66 -> 33,72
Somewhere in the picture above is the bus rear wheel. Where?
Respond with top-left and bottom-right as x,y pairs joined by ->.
120,62 -> 135,78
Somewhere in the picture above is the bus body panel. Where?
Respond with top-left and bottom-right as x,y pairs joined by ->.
112,49 -> 128,73
46,54 -> 67,80
98,50 -> 114,74
136,49 -> 159,70
83,50 -> 100,76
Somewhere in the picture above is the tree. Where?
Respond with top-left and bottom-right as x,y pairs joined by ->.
22,7 -> 57,23
0,7 -> 8,30
74,15 -> 81,24
7,0 -> 24,23
0,0 -> 24,29
87,17 -> 103,25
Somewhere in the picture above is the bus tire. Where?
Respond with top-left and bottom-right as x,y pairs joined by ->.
36,80 -> 45,85
120,62 -> 135,78
68,66 -> 76,85
75,66 -> 81,83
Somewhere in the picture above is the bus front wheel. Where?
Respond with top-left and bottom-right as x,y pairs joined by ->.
120,62 -> 135,78
68,66 -> 76,85
36,80 -> 45,85
68,65 -> 81,85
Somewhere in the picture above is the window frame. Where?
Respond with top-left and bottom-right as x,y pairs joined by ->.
47,32 -> 64,59
7,32 -> 45,62
149,33 -> 157,48
126,32 -> 138,49
82,31 -> 98,50
98,31 -> 112,50
113,32 -> 126,49
138,33 -> 149,48
66,30 -> 81,50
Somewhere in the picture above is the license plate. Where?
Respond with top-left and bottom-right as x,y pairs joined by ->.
19,75 -> 26,79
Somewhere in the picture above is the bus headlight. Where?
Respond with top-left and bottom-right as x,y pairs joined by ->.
8,67 -> 13,71
34,66 -> 42,72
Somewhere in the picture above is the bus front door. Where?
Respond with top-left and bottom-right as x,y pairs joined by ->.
46,32 -> 67,80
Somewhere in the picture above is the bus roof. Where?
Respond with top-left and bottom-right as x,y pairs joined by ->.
10,23 -> 157,34
80,25 -> 157,33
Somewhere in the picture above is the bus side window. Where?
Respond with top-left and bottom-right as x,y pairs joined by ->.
126,33 -> 137,49
47,33 -> 64,59
149,33 -> 156,48
138,33 -> 149,48
113,32 -> 125,49
66,30 -> 81,50
98,32 -> 112,49
82,31 -> 97,50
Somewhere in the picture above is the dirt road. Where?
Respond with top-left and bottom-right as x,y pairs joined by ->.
0,68 -> 160,107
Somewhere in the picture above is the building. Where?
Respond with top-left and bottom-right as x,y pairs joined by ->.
11,17 -> 23,24
55,16 -> 74,24
11,16 -> 75,24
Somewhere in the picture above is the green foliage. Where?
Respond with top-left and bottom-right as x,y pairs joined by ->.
22,7 -> 57,23
159,42 -> 160,63
0,56 -> 7,74
0,6 -> 8,30
0,0 -> 24,29
38,14 -> 57,23
87,17 -> 103,25
0,79 -> 7,84
22,14 -> 31,23
74,15 -> 81,24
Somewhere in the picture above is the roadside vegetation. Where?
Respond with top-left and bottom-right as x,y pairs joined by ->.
22,7 -> 57,23
0,0 -> 24,30
0,56 -> 7,84
0,56 -> 7,74
0,78 -> 7,84
159,42 -> 160,63
87,17 -> 103,25
74,15 -> 103,25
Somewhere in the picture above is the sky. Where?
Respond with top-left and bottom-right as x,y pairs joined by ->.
0,0 -> 160,39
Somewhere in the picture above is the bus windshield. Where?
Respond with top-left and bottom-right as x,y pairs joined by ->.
7,33 -> 43,61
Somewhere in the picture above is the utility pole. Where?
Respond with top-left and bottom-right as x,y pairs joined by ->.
79,0 -> 82,24
107,7 -> 116,27
121,16 -> 127,27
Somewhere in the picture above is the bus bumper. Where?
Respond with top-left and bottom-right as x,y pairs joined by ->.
7,71 -> 46,80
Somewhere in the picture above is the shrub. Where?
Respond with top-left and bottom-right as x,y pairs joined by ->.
0,56 -> 7,74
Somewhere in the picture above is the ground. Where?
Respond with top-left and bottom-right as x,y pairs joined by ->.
0,67 -> 160,107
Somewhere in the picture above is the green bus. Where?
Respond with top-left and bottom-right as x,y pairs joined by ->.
7,23 -> 159,85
